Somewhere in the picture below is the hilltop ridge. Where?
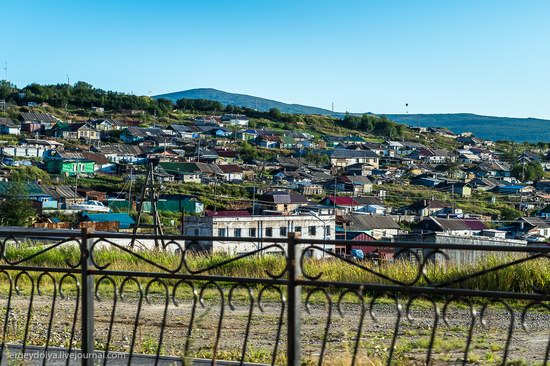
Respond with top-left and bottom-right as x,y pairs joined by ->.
154,88 -> 550,142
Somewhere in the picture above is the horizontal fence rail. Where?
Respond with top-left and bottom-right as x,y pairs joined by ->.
0,228 -> 548,365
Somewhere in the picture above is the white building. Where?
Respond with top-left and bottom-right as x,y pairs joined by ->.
183,212 -> 336,255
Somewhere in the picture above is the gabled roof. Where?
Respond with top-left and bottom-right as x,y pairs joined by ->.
82,213 -> 135,229
98,144 -> 146,155
339,175 -> 373,185
80,152 -> 109,165
41,185 -> 82,199
418,217 -> 487,232
20,112 -> 60,123
218,164 -> 243,174
352,196 -> 384,206
518,217 -> 550,229
410,199 -> 448,210
0,117 -> 17,127
330,149 -> 379,159
259,191 -> 309,204
323,196 -> 358,207
343,214 -> 400,230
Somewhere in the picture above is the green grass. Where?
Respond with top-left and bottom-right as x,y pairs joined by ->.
3,243 -> 549,297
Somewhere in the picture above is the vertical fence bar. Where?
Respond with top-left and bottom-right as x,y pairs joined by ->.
80,228 -> 94,365
287,232 -> 302,366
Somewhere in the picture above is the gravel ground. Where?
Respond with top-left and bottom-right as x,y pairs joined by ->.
1,296 -> 549,365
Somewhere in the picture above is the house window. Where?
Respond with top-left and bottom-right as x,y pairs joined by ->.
249,228 -> 257,237
218,228 -> 226,237
279,227 -> 287,237
325,226 -> 331,237
265,227 -> 273,237
194,228 -> 199,236
309,226 -> 317,236
234,228 -> 242,237
295,226 -> 302,233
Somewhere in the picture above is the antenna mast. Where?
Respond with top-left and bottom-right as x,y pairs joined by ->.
2,62 -> 7,81
131,160 -> 165,248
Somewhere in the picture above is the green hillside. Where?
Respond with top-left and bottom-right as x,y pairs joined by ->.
155,88 -> 550,143
154,88 -> 338,115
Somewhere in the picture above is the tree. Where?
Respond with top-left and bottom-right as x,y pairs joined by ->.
268,108 -> 283,120
512,161 -> 544,182
0,182 -> 36,226
10,166 -> 51,184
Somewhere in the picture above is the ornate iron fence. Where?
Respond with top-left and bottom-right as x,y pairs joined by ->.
0,228 -> 548,365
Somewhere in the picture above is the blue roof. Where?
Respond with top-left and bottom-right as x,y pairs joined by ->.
82,213 -> 135,229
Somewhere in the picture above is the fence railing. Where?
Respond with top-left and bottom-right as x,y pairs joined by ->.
0,228 -> 548,365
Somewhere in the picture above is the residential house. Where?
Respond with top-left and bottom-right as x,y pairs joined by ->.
167,124 -> 199,139
437,182 -> 472,197
495,185 -> 535,195
90,119 -> 126,131
337,175 -> 373,194
413,217 -> 487,236
342,214 -> 403,240
409,148 -> 453,164
406,199 -> 452,217
142,194 -> 204,214
44,150 -> 95,176
120,127 -> 165,144
96,144 -> 147,164
214,149 -> 239,164
330,149 -> 379,170
221,113 -> 249,127
20,112 -> 60,134
157,162 -> 202,183
81,213 -> 135,230
320,196 -> 361,214
353,196 -> 387,215
457,152 -> 481,164
0,118 -> 20,135
537,205 -> 550,219
254,191 -> 309,215
217,164 -> 243,182
324,135 -> 366,147
503,217 -> 550,239
57,123 -> 100,141
472,161 -> 512,178
40,185 -> 86,207
257,135 -> 281,149
398,141 -> 425,156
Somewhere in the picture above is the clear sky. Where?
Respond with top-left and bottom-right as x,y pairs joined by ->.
2,0 -> 549,118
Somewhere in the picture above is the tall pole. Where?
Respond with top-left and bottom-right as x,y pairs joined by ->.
127,165 -> 133,213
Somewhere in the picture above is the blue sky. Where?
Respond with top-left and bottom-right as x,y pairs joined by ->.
3,1 -> 550,118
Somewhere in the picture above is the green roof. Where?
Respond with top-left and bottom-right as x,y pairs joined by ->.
82,213 -> 135,229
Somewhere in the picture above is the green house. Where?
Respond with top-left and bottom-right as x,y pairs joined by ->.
45,159 -> 95,176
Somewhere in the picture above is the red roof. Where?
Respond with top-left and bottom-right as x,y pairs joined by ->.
326,196 -> 358,206
463,219 -> 488,231
205,210 -> 251,218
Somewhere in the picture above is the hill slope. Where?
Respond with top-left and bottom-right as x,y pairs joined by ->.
154,88 -> 336,115
387,113 -> 550,143
154,88 -> 550,143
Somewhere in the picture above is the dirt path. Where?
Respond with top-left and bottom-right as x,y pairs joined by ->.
1,296 -> 549,365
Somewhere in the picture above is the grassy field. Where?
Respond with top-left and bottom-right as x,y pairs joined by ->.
3,243 -> 549,296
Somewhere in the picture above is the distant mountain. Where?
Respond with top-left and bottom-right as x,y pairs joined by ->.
154,88 -> 337,115
154,88 -> 550,143
386,113 -> 550,143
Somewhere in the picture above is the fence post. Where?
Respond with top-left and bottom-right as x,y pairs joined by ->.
287,232 -> 302,365
80,228 -> 94,365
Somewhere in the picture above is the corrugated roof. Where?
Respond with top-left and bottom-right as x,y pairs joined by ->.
82,213 -> 135,229
205,210 -> 251,217
343,214 -> 401,230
